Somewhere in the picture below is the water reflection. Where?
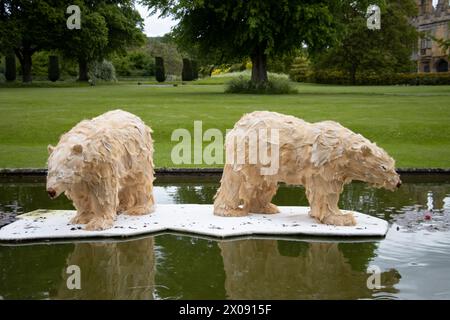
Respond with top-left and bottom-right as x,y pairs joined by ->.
55,238 -> 155,300
0,235 -> 401,300
0,237 -> 155,300
219,240 -> 400,299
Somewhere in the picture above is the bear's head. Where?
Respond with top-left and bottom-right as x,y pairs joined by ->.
46,143 -> 85,199
346,137 -> 401,191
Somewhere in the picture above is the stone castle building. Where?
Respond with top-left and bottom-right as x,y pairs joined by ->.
412,0 -> 450,72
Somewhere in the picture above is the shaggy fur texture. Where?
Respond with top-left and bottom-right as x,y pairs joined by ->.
214,111 -> 401,226
47,110 -> 155,231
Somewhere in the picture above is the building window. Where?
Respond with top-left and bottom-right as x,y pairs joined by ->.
423,63 -> 430,72
436,59 -> 449,72
421,38 -> 427,49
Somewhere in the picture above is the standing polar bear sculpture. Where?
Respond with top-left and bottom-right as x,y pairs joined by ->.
214,111 -> 401,226
46,110 -> 155,231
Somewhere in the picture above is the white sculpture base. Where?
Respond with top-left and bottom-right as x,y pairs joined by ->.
0,204 -> 388,241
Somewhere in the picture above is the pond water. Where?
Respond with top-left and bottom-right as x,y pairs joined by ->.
0,175 -> 450,300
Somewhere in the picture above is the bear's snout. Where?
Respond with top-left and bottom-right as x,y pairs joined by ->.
47,188 -> 57,199
396,181 -> 402,188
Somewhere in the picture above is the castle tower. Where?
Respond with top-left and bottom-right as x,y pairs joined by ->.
417,0 -> 434,15
414,0 -> 449,72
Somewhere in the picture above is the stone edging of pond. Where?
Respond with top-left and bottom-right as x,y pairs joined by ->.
1,167 -> 450,177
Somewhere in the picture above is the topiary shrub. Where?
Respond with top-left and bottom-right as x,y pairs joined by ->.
5,54 -> 16,81
155,56 -> 166,82
88,60 -> 117,82
191,60 -> 199,80
182,58 -> 193,81
48,55 -> 60,82
225,76 -> 297,94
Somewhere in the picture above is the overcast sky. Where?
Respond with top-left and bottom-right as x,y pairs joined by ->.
135,4 -> 178,37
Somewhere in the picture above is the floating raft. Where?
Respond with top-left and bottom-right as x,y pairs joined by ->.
0,205 -> 389,241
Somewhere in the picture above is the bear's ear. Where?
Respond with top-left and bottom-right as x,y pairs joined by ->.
71,144 -> 83,155
47,145 -> 55,155
350,143 -> 372,156
360,145 -> 372,156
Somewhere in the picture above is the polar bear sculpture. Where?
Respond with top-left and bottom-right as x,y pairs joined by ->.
47,110 -> 155,230
214,111 -> 401,226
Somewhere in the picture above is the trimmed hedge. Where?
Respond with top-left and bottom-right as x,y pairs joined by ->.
191,60 -> 199,80
48,55 -> 60,82
182,58 -> 193,81
291,70 -> 450,85
5,55 -> 16,81
155,56 -> 166,82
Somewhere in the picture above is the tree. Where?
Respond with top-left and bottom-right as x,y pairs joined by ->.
146,36 -> 183,76
59,6 -> 109,81
312,0 -> 418,84
141,0 -> 338,84
0,0 -> 63,82
59,1 -> 145,81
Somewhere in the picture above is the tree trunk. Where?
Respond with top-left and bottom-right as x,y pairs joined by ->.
21,52 -> 32,83
208,65 -> 215,77
15,48 -> 33,83
251,46 -> 268,84
78,58 -> 89,81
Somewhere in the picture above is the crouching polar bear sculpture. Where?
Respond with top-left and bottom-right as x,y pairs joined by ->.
214,111 -> 401,226
47,110 -> 155,230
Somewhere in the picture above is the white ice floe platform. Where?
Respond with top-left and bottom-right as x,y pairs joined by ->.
0,204 -> 388,241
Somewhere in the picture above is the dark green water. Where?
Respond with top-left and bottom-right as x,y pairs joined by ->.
0,175 -> 450,300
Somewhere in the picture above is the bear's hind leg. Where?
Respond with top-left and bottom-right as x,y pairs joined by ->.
119,182 -> 154,216
214,164 -> 248,217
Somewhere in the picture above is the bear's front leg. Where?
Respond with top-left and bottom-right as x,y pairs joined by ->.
84,189 -> 118,231
247,181 -> 280,214
69,192 -> 94,225
214,164 -> 249,217
85,216 -> 115,231
305,180 -> 356,226
70,212 -> 94,225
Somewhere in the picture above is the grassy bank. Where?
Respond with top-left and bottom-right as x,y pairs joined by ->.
0,81 -> 449,168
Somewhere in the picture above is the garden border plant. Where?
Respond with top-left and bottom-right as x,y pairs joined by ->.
225,76 -> 298,94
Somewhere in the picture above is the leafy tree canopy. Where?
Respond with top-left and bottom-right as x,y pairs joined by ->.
141,0 -> 339,83
312,0 -> 418,83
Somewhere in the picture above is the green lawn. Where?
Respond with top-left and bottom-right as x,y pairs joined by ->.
0,81 -> 449,168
